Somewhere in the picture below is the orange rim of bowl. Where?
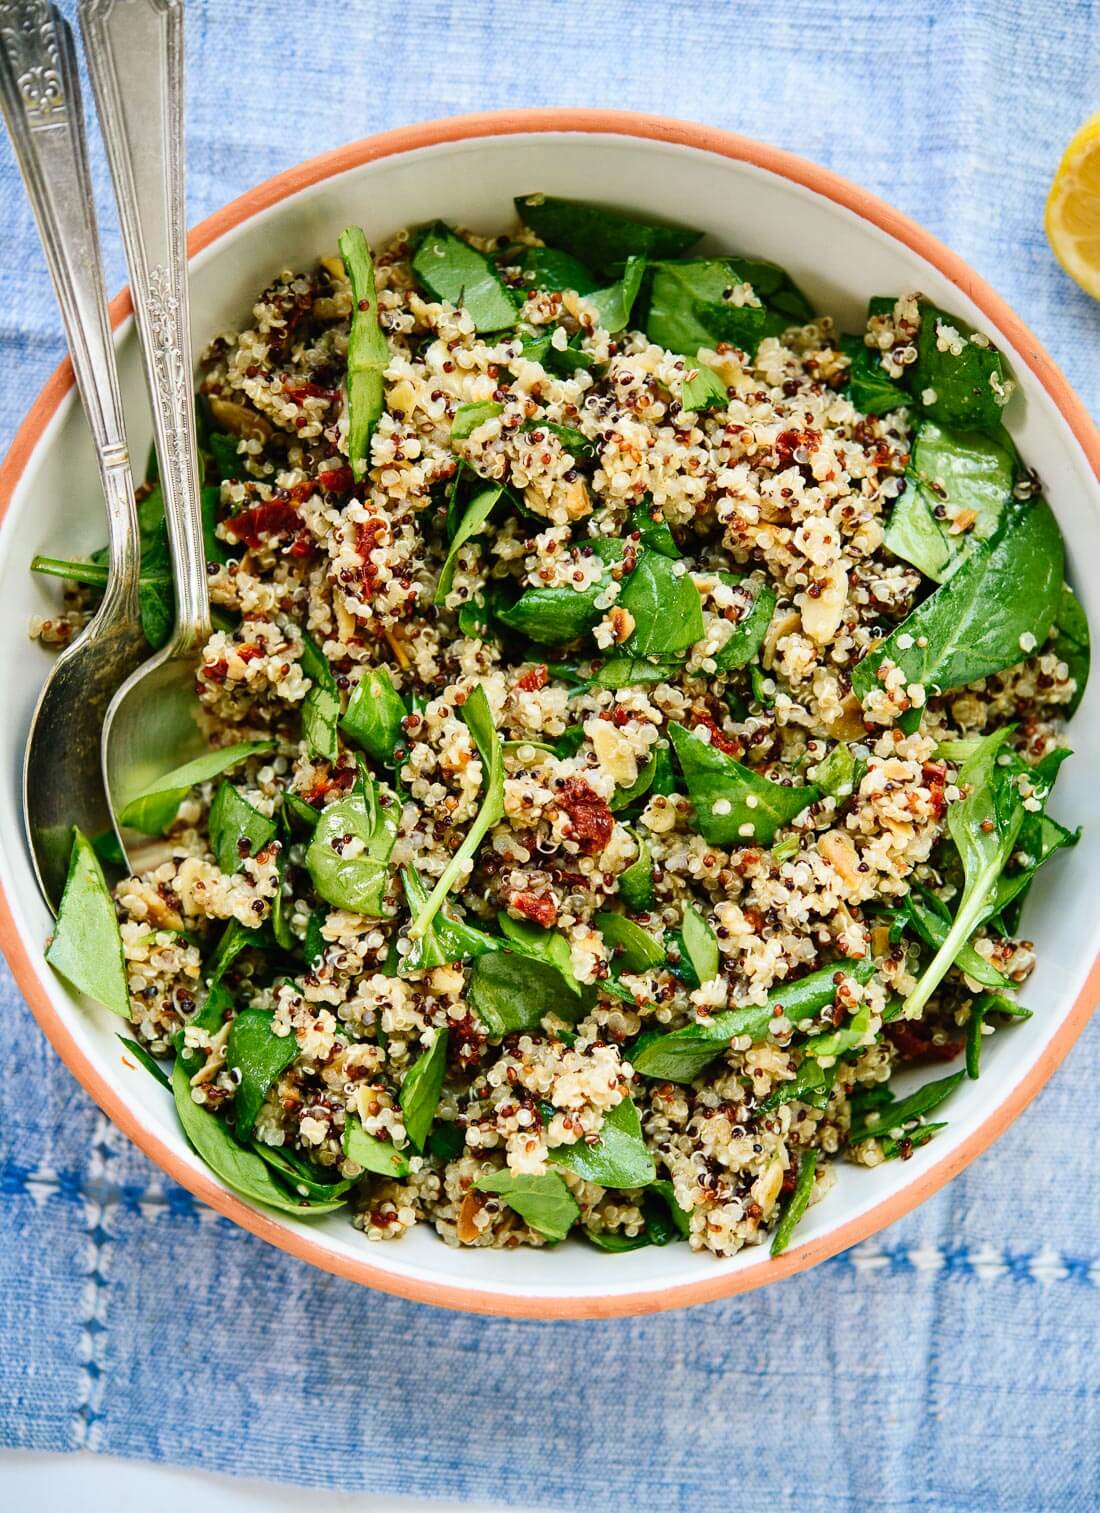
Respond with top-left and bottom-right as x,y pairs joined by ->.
3,108 -> 1099,1319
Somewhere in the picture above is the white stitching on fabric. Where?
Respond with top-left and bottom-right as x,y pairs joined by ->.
69,1116 -> 115,1450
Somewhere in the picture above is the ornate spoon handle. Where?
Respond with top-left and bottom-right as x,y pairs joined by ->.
0,0 -> 139,617
80,0 -> 210,652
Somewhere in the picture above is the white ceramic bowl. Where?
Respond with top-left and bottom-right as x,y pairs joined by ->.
3,110 -> 1098,1318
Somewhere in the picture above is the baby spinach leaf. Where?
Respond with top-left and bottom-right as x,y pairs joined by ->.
590,657 -> 680,690
521,417 -> 596,458
408,685 -> 503,940
176,980 -> 234,1078
668,721 -> 819,846
270,844 -> 293,952
681,362 -> 729,412
648,1179 -> 692,1238
758,1056 -> 836,1113
664,927 -> 700,991
633,957 -> 874,1082
548,1096 -> 656,1187
473,1167 -> 579,1241
610,753 -> 657,812
341,663 -> 407,765
412,222 -> 518,332
452,400 -> 504,440
983,746 -> 1075,932
902,730 -> 1027,1018
201,484 -> 230,567
965,990 -> 1033,1079
305,769 -> 398,916
884,420 -> 1015,583
712,575 -> 777,672
339,225 -> 389,482
171,1059 -> 345,1214
400,869 -> 499,972
681,903 -> 719,984
118,1034 -> 171,1089
619,829 -> 655,911
620,551 -> 704,657
595,911 -> 665,973
226,1009 -> 300,1140
299,631 -> 340,762
839,334 -> 910,415
468,951 -> 591,1036
46,828 -> 130,1019
342,1112 -> 411,1178
513,244 -> 600,295
770,1149 -> 818,1257
496,539 -> 626,644
585,255 -> 647,333
1051,580 -> 1090,716
724,254 -> 815,335
851,496 -> 1064,712
284,792 -> 321,832
400,1028 -> 448,1151
251,1143 -> 352,1201
847,1068 -> 965,1146
303,909 -> 327,970
803,999 -> 873,1060
892,886 -> 1012,990
647,260 -> 767,356
910,300 -> 1011,433
118,739 -> 275,836
206,918 -> 266,988
514,194 -> 701,275
497,912 -> 581,993
435,485 -> 504,604
811,742 -> 866,802
628,501 -> 679,558
428,1119 -> 465,1162
208,782 -> 277,874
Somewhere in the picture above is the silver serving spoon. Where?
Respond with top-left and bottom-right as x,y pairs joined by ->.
0,1 -> 146,911
80,0 -> 212,861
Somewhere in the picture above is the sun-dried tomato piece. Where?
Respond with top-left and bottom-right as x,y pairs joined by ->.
558,777 -> 613,856
885,1020 -> 964,1063
509,891 -> 557,928
516,663 -> 549,693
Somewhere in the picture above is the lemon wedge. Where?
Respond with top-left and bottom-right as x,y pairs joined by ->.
1046,111 -> 1100,299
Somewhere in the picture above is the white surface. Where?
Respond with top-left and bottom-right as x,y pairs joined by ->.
0,1452 -> 526,1512
4,125 -> 1100,1310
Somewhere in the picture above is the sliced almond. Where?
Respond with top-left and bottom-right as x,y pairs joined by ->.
762,607 -> 801,670
800,563 -> 848,645
387,378 -> 417,417
562,478 -> 592,520
456,1189 -> 485,1244
824,693 -> 867,742
208,395 -> 272,441
608,606 -> 635,644
752,1156 -> 786,1218
818,828 -> 862,888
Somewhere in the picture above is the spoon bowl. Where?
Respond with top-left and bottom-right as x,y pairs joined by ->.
80,0 -> 212,857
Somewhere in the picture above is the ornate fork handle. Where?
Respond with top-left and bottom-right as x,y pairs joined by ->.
0,0 -> 139,613
80,0 -> 210,651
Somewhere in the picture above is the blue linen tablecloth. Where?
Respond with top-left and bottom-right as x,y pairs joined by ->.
2,2 -> 1100,1508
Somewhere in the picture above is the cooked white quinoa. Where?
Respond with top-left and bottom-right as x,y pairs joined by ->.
37,218 -> 1082,1259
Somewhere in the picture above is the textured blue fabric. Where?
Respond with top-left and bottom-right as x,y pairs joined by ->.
2,1 -> 1100,1508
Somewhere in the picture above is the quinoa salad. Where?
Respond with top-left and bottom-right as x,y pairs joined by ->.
35,195 -> 1089,1260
